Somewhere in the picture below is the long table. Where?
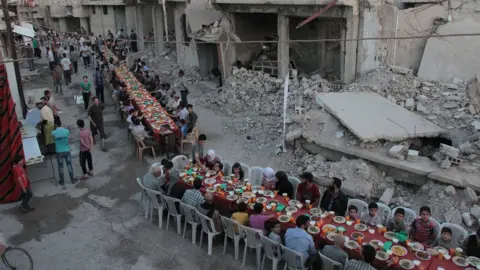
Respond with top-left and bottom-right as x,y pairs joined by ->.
179,170 -> 473,270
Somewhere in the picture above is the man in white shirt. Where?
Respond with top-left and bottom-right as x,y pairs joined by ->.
47,47 -> 55,71
80,45 -> 90,68
60,53 -> 72,85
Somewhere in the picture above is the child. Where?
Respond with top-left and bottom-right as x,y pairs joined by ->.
347,205 -> 359,221
231,202 -> 249,232
387,208 -> 407,233
267,220 -> 282,245
212,161 -> 224,178
179,119 -> 188,139
432,227 -> 456,249
361,202 -> 382,226
410,206 -> 436,245
12,155 -> 34,212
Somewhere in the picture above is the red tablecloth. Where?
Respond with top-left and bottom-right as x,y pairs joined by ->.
428,257 -> 470,270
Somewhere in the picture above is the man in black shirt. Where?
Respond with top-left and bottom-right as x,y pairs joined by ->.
130,30 -> 138,52
462,227 -> 480,257
320,177 -> 348,216
88,97 -> 107,151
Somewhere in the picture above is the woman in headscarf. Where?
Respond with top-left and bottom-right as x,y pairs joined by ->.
203,149 -> 219,170
231,163 -> 244,181
262,167 -> 277,190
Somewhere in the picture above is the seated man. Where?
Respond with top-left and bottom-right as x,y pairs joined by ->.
285,215 -> 317,265
130,118 -> 155,147
322,234 -> 348,266
296,172 -> 320,206
344,244 -> 376,270
142,162 -> 165,191
178,119 -> 188,139
319,177 -> 348,217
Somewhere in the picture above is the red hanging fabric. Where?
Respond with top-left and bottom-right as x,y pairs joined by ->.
0,64 -> 24,203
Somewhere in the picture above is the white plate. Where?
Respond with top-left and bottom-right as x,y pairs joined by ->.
326,233 -> 336,241
227,194 -> 238,201
333,216 -> 346,224
415,251 -> 431,261
256,197 -> 268,204
410,242 -> 424,252
354,223 -> 367,232
468,256 -> 480,266
205,187 -> 216,193
236,198 -> 249,204
310,208 -> 322,215
376,251 -> 389,261
453,256 -> 469,267
285,206 -> 298,213
399,259 -> 414,269
345,240 -> 360,250
384,231 -> 396,240
288,200 -> 301,207
204,178 -> 216,185
322,224 -> 337,234
307,226 -> 320,234
278,215 -> 290,223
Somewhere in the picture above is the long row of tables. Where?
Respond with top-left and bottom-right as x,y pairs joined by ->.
178,168 -> 473,270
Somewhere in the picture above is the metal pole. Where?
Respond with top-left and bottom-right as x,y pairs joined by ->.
1,0 -> 27,118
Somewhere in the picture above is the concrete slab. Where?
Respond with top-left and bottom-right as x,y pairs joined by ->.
317,92 -> 444,142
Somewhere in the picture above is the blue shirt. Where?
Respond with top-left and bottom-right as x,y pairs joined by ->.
94,70 -> 104,87
285,227 -> 316,262
52,127 -> 71,153
180,125 -> 188,138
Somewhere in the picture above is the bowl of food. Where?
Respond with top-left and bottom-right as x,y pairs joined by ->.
415,251 -> 431,261
369,239 -> 384,249
384,231 -> 396,240
467,256 -> 480,267
256,197 -> 268,204
307,226 -> 320,234
322,224 -> 337,234
410,242 -> 424,252
327,233 -> 337,241
354,223 -> 367,232
333,216 -> 346,224
278,215 -> 290,223
376,251 -> 389,261
368,229 -> 375,234
399,259 -> 414,269
345,240 -> 360,250
285,206 -> 298,213
350,232 -> 364,240
452,256 -> 469,267
392,245 -> 408,257
346,221 -> 353,226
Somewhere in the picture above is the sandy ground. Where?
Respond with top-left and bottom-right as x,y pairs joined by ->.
0,56 -> 293,269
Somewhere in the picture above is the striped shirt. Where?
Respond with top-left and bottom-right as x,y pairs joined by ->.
344,259 -> 376,270
410,218 -> 435,244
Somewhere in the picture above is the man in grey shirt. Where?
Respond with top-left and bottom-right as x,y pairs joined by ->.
322,234 -> 348,267
70,49 -> 80,74
142,163 -> 165,191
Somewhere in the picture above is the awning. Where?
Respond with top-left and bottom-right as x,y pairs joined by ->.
13,24 -> 35,38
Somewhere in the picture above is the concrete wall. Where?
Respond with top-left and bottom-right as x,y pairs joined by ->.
89,6 -> 116,36
174,3 -> 199,68
394,5 -> 448,73
114,6 -> 126,33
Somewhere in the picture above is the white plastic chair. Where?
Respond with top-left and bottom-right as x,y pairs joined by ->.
136,177 -> 150,218
439,223 -> 468,246
319,250 -> 344,269
390,207 -> 417,226
260,234 -> 283,270
288,177 -> 301,200
346,199 -> 369,218
220,216 -> 242,259
163,196 -> 183,234
249,166 -> 264,187
197,210 -> 223,255
172,155 -> 188,170
180,202 -> 199,244
145,189 -> 166,227
377,202 -> 392,225
281,244 -> 306,270
223,161 -> 232,176
240,225 -> 263,267
240,163 -> 250,178
430,217 -> 441,239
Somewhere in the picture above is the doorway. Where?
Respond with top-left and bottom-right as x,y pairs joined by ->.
196,42 -> 219,78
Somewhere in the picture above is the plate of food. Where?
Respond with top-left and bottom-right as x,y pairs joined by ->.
227,194 -> 239,201
326,233 -> 337,241
288,200 -> 301,207
206,170 -> 217,176
369,239 -> 384,249
350,232 -> 364,240
206,187 -> 216,193
453,256 -> 469,267
310,208 -> 322,215
204,178 -> 217,185
333,216 -> 346,224
285,206 -> 298,213
392,245 -> 408,257
322,224 -> 337,234
399,259 -> 414,269
267,200 -> 279,205
345,240 -> 360,250
278,215 -> 291,223
222,176 -> 231,182
384,231 -> 396,240
467,256 -> 480,266
307,226 -> 320,234
310,215 -> 322,222
225,186 -> 235,192
410,242 -> 424,252
426,248 -> 439,256
242,192 -> 254,198
376,250 -> 389,261
263,190 -> 274,197
433,246 -> 448,255
234,182 -> 245,188
183,176 -> 194,183
236,198 -> 249,204
415,251 -> 431,261
354,223 -> 368,232
248,203 -> 255,209
256,197 -> 268,204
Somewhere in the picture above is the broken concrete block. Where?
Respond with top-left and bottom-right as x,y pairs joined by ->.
286,129 -> 303,141
391,66 -> 412,75
407,150 -> 419,161
389,145 -> 405,158
417,95 -> 429,105
468,104 -> 477,115
416,103 -> 429,114
445,185 -> 456,195
405,98 -> 415,109
422,81 -> 435,88
467,73 -> 480,114
440,144 -> 460,159
379,188 -> 394,205
443,102 -> 459,109
471,120 -> 480,131
470,204 -> 480,219
445,83 -> 459,90
440,158 -> 452,169
464,187 -> 478,203
444,209 -> 462,225
462,212 -> 473,227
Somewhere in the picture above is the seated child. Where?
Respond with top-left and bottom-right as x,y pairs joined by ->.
432,227 -> 456,249
347,205 -> 359,221
409,206 -> 436,245
387,208 -> 407,233
231,202 -> 249,232
179,119 -> 188,139
267,220 -> 282,245
360,202 -> 382,226
212,161 -> 224,178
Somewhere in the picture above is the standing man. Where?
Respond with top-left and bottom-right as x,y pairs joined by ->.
47,47 -> 55,71
129,30 -> 138,52
77,119 -> 94,180
44,90 -> 61,126
52,123 -> 79,186
97,35 -> 104,53
32,35 -> 41,58
88,97 -> 107,151
175,70 -> 189,104
26,43 -> 35,71
94,66 -> 105,103
116,28 -> 125,40
52,64 -> 63,94
80,76 -> 92,110
12,155 -> 35,212
60,53 -> 72,85
70,48 -> 79,74
80,45 -> 89,68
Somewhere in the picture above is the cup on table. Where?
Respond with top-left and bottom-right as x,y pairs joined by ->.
438,249 -> 445,260
346,216 -> 350,221
286,212 -> 292,217
271,203 -> 277,211
346,221 -> 353,226
228,180 -> 233,185
392,238 -> 399,244
357,236 -> 363,244
443,254 -> 451,261
309,221 -> 316,226
413,260 -> 420,267
455,247 -> 463,256
229,191 -> 234,196
274,190 -> 278,196
368,229 -> 375,234
276,212 -> 281,216
261,186 -> 265,191
305,200 -> 311,206
449,248 -> 455,256
266,205 -> 272,211
377,224 -> 383,234
355,219 -> 361,224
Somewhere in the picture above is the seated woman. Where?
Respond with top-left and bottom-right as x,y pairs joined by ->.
262,167 -> 277,190
203,149 -> 219,170
275,171 -> 294,198
212,161 -> 224,178
231,163 -> 244,181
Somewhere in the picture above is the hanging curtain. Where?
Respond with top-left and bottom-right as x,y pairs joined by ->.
0,64 -> 24,203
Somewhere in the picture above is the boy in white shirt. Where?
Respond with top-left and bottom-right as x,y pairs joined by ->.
60,53 -> 71,85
